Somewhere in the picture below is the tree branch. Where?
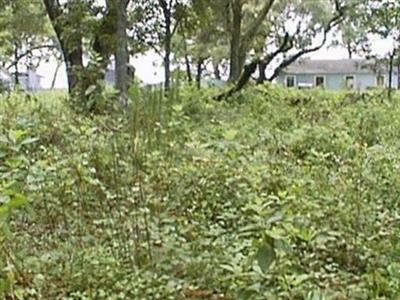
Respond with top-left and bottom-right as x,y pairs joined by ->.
5,44 -> 56,70
241,0 -> 276,48
268,7 -> 345,81
214,0 -> 347,100
214,33 -> 291,101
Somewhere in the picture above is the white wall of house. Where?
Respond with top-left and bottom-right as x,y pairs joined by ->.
277,72 -> 399,91
26,70 -> 42,91
12,70 -> 42,91
0,69 -> 12,89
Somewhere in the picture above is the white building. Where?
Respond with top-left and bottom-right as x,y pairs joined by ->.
16,70 -> 43,91
0,68 -> 12,90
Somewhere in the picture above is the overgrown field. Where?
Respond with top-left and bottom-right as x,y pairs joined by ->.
1,85 -> 400,299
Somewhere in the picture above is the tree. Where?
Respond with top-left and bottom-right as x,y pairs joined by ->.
215,0 -> 349,100
174,0 -> 227,86
365,0 -> 400,97
0,0 -> 53,87
114,0 -> 131,105
132,0 -> 185,92
338,20 -> 371,59
227,0 -> 276,82
42,0 -> 131,106
346,0 -> 400,96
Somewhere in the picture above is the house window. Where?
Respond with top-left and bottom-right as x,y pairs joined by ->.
285,75 -> 296,88
315,76 -> 325,88
376,75 -> 385,87
345,75 -> 355,89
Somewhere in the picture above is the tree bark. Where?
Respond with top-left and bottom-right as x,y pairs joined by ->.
214,33 -> 291,100
115,0 -> 130,104
215,60 -> 258,101
388,52 -> 394,100
196,58 -> 204,89
228,0 -> 243,82
13,43 -> 19,86
257,60 -> 267,84
43,0 -> 83,94
43,0 -> 116,100
63,42 -> 84,94
228,0 -> 276,83
185,54 -> 192,83
160,0 -> 172,92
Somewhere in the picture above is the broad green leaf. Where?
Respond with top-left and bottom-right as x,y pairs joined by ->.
20,137 -> 39,145
172,104 -> 183,112
256,241 -> 276,273
224,129 -> 238,140
85,85 -> 97,96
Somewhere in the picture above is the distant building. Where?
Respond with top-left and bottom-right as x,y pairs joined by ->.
201,78 -> 226,88
277,59 -> 399,91
0,68 -> 12,91
16,70 -> 43,91
1,68 -> 43,91
105,64 -> 136,86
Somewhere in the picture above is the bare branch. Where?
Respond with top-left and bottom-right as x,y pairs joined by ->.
6,44 -> 56,70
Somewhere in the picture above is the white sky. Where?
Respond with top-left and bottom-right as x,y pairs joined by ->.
36,35 -> 394,89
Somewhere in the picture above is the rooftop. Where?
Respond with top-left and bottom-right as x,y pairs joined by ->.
282,59 -> 388,75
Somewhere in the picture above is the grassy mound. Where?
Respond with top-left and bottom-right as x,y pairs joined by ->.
1,86 -> 400,299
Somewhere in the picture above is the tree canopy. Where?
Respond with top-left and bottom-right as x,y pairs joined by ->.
0,0 -> 398,104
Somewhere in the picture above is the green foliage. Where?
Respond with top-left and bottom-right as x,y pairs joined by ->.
0,0 -> 51,69
1,86 -> 400,299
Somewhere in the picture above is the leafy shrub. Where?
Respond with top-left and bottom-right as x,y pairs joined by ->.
1,87 -> 400,299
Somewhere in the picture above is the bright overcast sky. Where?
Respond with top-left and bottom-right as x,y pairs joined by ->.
37,34 -> 394,89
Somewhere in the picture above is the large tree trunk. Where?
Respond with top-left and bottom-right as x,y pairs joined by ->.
228,0 -> 243,82
43,0 -> 115,101
63,43 -> 84,94
228,0 -> 276,83
160,0 -> 172,92
164,30 -> 172,93
43,0 -> 84,95
115,0 -> 129,104
216,60 -> 258,101
257,61 -> 267,84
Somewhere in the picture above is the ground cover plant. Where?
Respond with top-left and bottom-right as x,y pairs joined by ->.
1,85 -> 400,299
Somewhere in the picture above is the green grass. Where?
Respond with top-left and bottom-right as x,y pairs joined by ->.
1,85 -> 400,299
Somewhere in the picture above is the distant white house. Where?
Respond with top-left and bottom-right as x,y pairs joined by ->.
16,70 -> 43,91
201,78 -> 226,88
0,68 -> 12,90
0,68 -> 43,91
105,64 -> 135,86
277,59 -> 399,91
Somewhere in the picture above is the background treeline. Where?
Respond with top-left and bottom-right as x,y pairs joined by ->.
0,0 -> 399,106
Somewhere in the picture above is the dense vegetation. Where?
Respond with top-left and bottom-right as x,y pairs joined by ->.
1,86 -> 400,299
